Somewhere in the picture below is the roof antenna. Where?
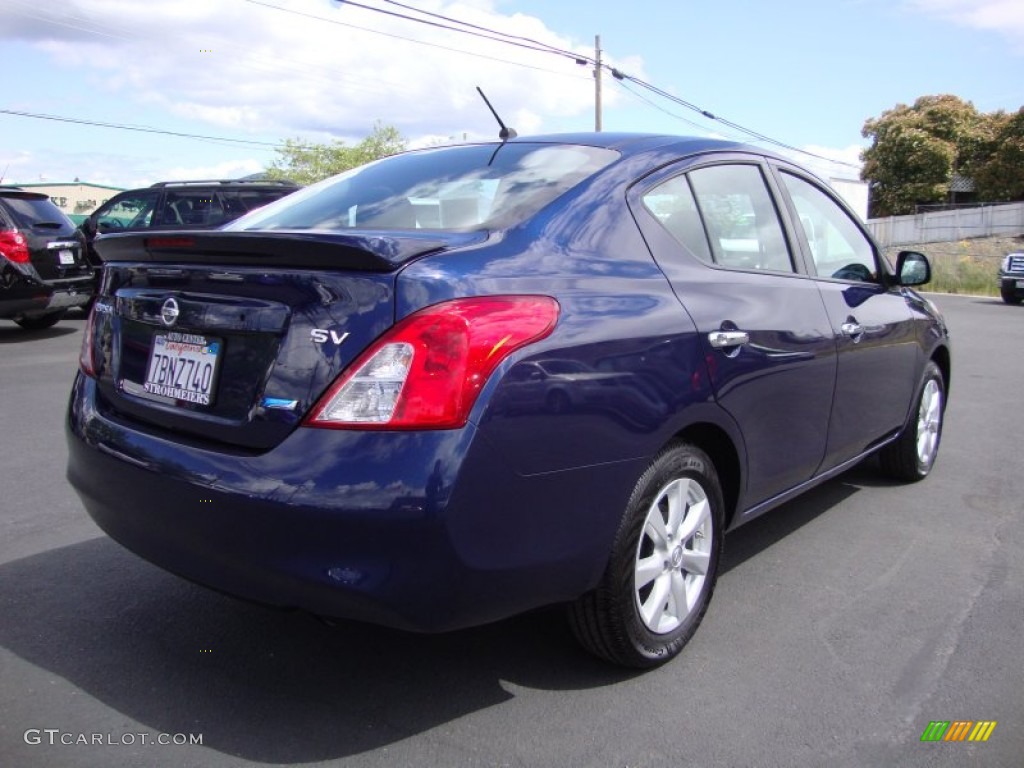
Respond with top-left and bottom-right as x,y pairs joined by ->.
476,87 -> 517,141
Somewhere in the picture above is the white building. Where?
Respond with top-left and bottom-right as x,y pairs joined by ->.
12,182 -> 125,218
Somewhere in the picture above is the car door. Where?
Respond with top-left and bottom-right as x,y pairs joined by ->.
631,158 -> 837,511
772,167 -> 920,470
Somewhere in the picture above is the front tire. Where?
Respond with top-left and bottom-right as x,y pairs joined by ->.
569,442 -> 724,668
1000,287 -> 1022,305
879,361 -> 945,481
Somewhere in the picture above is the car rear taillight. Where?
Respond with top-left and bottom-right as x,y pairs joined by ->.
0,228 -> 31,263
305,296 -> 559,430
79,306 -> 98,377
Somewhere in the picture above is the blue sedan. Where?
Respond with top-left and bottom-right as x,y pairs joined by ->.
67,134 -> 949,668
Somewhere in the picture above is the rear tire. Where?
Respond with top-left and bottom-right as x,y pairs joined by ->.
569,442 -> 724,668
14,311 -> 65,331
879,361 -> 945,481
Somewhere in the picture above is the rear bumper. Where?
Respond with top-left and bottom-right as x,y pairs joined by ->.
1,262 -> 93,317
66,374 -> 634,631
45,286 -> 92,310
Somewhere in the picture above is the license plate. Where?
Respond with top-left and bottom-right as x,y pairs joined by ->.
58,249 -> 75,265
143,332 -> 221,406
1017,280 -> 1024,289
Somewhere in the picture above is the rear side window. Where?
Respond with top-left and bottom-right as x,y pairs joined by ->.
155,191 -> 227,227
222,189 -> 295,218
642,175 -> 713,264
228,144 -> 619,232
2,195 -> 76,235
688,165 -> 793,273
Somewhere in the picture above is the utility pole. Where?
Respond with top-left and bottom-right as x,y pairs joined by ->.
594,34 -> 602,132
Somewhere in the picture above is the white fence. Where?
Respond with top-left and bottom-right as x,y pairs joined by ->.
866,202 -> 1024,247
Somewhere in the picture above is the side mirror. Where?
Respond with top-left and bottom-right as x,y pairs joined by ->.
81,217 -> 98,238
896,250 -> 931,286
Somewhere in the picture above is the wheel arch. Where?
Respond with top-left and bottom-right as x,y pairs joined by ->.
672,422 -> 742,529
930,343 -> 951,400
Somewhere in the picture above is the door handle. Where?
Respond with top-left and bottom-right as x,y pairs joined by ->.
708,330 -> 750,349
841,321 -> 864,342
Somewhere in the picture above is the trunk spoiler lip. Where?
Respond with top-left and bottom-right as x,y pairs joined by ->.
94,228 -> 488,271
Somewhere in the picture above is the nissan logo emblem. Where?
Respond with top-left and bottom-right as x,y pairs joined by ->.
161,297 -> 180,327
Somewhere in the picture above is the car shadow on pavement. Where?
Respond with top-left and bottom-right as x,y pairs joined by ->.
721,464 -> 874,574
0,536 -> 633,763
1,466 -> 884,763
0,325 -> 79,343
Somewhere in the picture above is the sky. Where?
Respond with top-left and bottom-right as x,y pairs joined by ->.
1,0 -> 1022,189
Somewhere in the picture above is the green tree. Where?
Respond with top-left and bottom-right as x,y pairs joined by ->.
266,121 -> 406,185
861,95 -> 984,217
971,108 -> 1024,201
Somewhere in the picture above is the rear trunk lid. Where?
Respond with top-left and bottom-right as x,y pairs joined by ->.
86,229 -> 482,451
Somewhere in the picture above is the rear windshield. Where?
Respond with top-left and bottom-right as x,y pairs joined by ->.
2,194 -> 76,234
226,143 -> 619,232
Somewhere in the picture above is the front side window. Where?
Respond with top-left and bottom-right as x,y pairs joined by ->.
227,143 -> 619,232
95,190 -> 159,232
688,164 -> 793,273
780,173 -> 877,282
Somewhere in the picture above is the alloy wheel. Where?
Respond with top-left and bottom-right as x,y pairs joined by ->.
633,477 -> 713,634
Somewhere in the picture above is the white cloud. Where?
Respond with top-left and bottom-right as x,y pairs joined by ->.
1,0 -> 640,143
0,143 -> 265,187
0,150 -> 36,180
157,158 -> 266,184
908,0 -> 1024,51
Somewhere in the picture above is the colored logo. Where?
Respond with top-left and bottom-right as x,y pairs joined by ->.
920,720 -> 997,742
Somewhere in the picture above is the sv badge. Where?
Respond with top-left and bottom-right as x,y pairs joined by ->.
310,329 -> 350,345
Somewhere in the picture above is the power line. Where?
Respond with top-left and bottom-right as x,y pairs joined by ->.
240,0 -> 589,78
614,81 -> 734,137
333,1 -> 856,167
377,0 -> 593,62
1,1 -> 583,153
0,109 -> 285,149
337,0 -> 589,62
4,1 -> 428,101
609,68 -> 861,169
8,0 -> 856,168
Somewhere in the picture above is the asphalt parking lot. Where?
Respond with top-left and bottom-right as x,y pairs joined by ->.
1,295 -> 1022,768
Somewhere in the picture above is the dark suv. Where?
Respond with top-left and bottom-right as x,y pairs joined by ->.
0,186 -> 93,330
81,178 -> 300,265
998,252 -> 1024,304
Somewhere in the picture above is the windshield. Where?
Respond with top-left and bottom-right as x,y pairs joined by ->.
226,143 -> 618,232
